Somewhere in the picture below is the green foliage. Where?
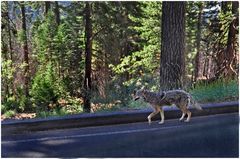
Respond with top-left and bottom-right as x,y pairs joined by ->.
36,108 -> 68,118
32,12 -> 58,64
28,2 -> 85,115
127,99 -> 148,109
185,2 -> 199,74
106,2 -> 162,110
190,79 -> 238,103
97,79 -> 238,112
1,1 -> 239,119
1,60 -> 14,80
30,63 -> 66,111
123,73 -> 159,90
1,86 -> 30,113
1,60 -> 15,104
60,96 -> 84,114
16,86 -> 30,112
1,96 -> 18,114
218,7 -> 235,45
111,2 -> 161,77
3,110 -> 16,118
36,96 -> 83,118
53,20 -> 84,94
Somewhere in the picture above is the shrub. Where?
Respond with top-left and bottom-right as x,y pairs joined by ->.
1,96 -> 17,114
1,86 -> 31,113
4,110 -> 16,118
58,96 -> 83,114
30,63 -> 66,112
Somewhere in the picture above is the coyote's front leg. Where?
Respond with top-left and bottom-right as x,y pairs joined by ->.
147,109 -> 159,125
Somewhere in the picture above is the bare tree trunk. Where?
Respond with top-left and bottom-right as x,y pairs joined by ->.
53,1 -> 61,78
54,1 -> 60,25
160,2 -> 186,90
224,1 -> 238,77
20,2 -> 30,98
2,42 -> 9,99
194,3 -> 203,81
7,2 -> 15,95
83,2 -> 92,113
45,1 -> 51,16
7,12 -> 13,63
215,1 -> 238,79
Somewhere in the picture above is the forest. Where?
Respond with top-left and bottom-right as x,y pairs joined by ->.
1,1 -> 239,119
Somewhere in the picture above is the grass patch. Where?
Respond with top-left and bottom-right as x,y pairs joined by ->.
189,79 -> 238,103
36,108 -> 68,118
127,99 -> 149,109
93,79 -> 239,112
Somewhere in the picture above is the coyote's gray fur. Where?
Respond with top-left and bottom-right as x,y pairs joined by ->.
133,88 -> 202,124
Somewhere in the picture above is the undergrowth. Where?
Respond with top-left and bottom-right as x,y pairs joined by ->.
2,79 -> 238,119
123,78 -> 239,110
189,79 -> 238,103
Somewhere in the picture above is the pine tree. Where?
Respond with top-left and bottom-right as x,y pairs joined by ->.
54,1 -> 60,26
20,2 -> 30,98
83,2 -> 92,112
160,2 -> 186,90
221,1 -> 238,78
194,2 -> 203,81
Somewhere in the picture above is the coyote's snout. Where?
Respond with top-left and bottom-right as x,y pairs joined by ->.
134,96 -> 140,101
133,88 -> 202,124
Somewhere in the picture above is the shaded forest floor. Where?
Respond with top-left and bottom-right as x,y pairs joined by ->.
1,79 -> 238,121
1,113 -> 36,121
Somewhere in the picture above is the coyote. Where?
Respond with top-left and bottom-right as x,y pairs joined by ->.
133,88 -> 202,124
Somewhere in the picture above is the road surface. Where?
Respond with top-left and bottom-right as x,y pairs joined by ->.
2,113 -> 239,157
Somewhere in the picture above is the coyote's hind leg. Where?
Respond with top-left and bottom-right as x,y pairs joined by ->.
158,108 -> 165,124
178,104 -> 191,122
185,109 -> 191,122
179,112 -> 186,121
180,106 -> 191,122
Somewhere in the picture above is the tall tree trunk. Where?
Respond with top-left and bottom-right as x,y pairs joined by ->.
2,41 -> 9,98
54,1 -> 60,25
83,2 -> 92,113
20,2 -> 30,98
120,7 -> 130,81
224,1 -> 238,78
160,2 -> 186,90
194,2 -> 203,81
45,1 -> 51,16
232,1 -> 239,74
7,3 -> 15,96
215,1 -> 238,78
54,1 -> 61,78
7,4 -> 13,64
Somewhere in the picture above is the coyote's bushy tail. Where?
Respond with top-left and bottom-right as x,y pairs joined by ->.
188,94 -> 203,110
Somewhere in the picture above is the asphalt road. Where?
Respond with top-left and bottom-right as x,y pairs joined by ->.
2,112 -> 239,157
